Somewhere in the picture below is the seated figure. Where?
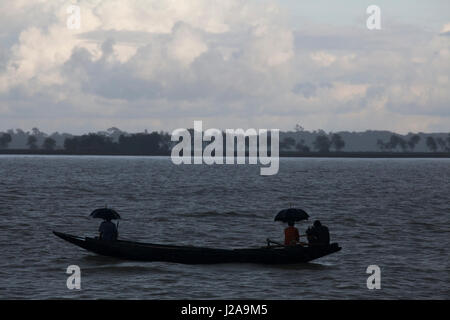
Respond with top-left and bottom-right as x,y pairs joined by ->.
306,220 -> 330,245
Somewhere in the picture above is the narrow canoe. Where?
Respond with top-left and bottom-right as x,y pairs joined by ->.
53,231 -> 341,265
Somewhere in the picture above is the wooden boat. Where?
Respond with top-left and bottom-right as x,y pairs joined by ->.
53,231 -> 341,264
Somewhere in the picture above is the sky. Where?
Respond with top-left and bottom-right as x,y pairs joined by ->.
0,0 -> 449,134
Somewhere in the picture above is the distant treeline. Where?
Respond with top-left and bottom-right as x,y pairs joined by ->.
1,126 -> 450,154
63,131 -> 171,155
375,134 -> 450,152
280,132 -> 450,153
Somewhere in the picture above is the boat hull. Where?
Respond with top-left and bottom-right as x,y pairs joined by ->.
53,231 -> 341,264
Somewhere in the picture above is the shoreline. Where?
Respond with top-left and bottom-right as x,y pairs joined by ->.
1,149 -> 449,158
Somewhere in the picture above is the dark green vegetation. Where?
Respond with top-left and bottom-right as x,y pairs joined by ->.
1,127 -> 450,156
63,131 -> 171,155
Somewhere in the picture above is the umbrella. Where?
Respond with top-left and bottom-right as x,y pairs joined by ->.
90,208 -> 121,220
274,208 -> 309,223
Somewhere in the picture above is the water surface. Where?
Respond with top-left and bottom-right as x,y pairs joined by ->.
0,156 -> 448,299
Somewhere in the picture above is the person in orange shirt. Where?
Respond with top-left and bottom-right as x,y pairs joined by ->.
284,221 -> 300,245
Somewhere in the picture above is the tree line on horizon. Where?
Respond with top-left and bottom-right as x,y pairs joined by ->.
63,131 -> 171,154
280,133 -> 450,153
280,133 -> 346,153
375,134 -> 450,152
1,127 -> 450,153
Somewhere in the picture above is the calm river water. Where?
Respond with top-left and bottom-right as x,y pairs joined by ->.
0,156 -> 448,299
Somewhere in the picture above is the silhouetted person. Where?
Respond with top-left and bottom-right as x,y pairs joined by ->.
99,218 -> 118,241
306,220 -> 330,245
284,221 -> 300,246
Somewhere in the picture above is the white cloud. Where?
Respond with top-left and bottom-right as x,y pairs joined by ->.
167,23 -> 208,66
310,51 -> 336,67
0,1 -> 449,134
440,22 -> 450,34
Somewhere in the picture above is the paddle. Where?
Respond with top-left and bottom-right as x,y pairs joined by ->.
266,238 -> 284,246
266,238 -> 309,247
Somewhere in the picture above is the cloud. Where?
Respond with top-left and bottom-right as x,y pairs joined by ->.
0,1 -> 449,134
310,51 -> 336,67
440,22 -> 450,36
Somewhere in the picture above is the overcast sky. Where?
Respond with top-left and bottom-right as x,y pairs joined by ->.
0,0 -> 449,134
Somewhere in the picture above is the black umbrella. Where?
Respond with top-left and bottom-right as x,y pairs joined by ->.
90,208 -> 121,220
274,208 -> 309,223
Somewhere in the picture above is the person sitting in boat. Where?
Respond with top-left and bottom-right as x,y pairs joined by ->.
306,220 -> 330,245
99,218 -> 118,241
284,221 -> 300,246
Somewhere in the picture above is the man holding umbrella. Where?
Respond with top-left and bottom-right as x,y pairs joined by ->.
90,208 -> 120,241
99,218 -> 118,241
274,208 -> 309,246
284,221 -> 300,246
